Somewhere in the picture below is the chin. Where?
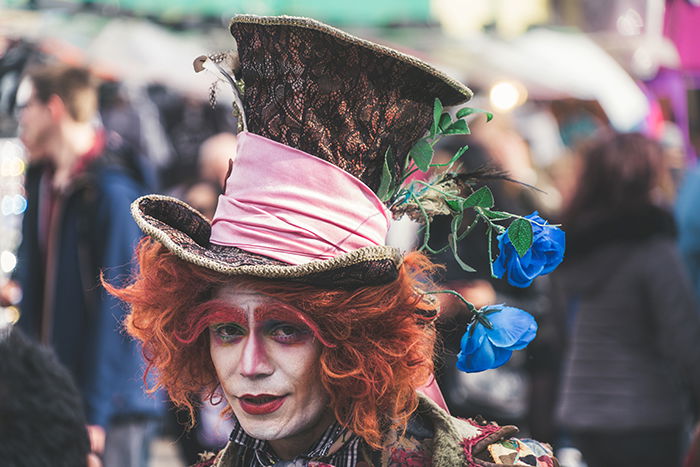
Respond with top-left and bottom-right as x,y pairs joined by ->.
233,398 -> 330,442
235,410 -> 303,441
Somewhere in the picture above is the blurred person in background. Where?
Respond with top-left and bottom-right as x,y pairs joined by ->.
676,159 -> 700,302
198,132 -> 237,189
0,326 -> 101,467
168,132 -> 236,220
166,132 -> 238,464
551,132 -> 700,467
5,63 -> 162,467
180,132 -> 237,220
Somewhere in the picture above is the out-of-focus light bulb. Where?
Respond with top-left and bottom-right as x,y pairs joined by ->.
14,195 -> 27,214
1,251 -> 17,273
0,155 -> 25,177
0,195 -> 26,216
3,306 -> 20,325
490,81 -> 526,112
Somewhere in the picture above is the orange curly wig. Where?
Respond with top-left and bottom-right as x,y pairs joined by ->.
106,238 -> 440,449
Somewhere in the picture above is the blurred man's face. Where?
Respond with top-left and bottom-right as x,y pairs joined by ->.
17,83 -> 54,161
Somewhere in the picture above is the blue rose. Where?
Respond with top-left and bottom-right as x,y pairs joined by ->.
457,305 -> 537,373
493,211 -> 565,288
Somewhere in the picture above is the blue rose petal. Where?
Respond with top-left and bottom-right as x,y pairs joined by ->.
458,339 -> 512,373
493,211 -> 565,288
484,306 -> 537,349
456,306 -> 538,373
460,322 -> 486,355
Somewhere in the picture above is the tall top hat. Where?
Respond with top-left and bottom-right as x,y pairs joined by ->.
132,15 -> 472,288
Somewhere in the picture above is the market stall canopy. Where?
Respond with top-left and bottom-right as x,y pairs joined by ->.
3,0 -> 431,25
0,10 -> 232,97
432,28 -> 650,132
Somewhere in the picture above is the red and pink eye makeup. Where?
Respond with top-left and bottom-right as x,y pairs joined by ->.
185,297 -> 333,348
209,314 -> 312,346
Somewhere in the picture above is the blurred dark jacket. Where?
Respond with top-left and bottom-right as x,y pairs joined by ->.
14,131 -> 162,427
553,206 -> 700,431
676,166 -> 700,301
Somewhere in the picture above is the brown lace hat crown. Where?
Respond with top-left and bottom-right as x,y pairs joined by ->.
230,15 -> 472,192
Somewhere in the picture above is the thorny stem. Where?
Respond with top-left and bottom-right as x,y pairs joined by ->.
456,216 -> 480,242
413,191 -> 439,254
413,180 -> 463,200
475,207 -> 507,234
487,225 -> 496,279
425,290 -> 476,314
506,213 -> 562,228
425,290 -> 496,330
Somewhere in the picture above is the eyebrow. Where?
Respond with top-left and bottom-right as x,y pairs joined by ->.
196,298 -> 334,347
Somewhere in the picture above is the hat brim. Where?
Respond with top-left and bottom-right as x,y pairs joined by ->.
132,195 -> 402,288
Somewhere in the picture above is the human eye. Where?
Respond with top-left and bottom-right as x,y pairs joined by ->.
209,323 -> 246,343
268,322 -> 311,344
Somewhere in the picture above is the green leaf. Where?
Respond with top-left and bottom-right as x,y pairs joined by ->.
481,209 -> 511,220
464,186 -> 494,208
446,198 -> 464,212
409,139 -> 434,172
449,233 -> 476,272
377,147 -> 394,202
508,218 -> 533,257
456,106 -> 494,122
443,119 -> 470,135
430,98 -> 443,137
438,113 -> 452,132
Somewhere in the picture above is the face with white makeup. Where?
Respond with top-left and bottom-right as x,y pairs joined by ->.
208,285 -> 334,460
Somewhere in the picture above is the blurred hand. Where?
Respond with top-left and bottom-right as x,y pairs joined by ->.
87,425 -> 106,456
0,280 -> 21,307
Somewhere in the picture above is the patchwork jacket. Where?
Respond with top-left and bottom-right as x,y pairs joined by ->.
195,394 -> 558,466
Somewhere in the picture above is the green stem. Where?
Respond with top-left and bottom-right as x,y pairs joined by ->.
424,290 -> 476,313
475,207 -> 507,233
413,180 -> 463,200
505,213 -> 561,228
456,216 -> 480,241
400,167 -> 420,185
487,225 -> 497,279
413,191 -> 437,253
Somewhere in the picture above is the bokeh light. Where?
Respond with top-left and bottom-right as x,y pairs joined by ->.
1,194 -> 27,216
489,80 -> 527,112
0,141 -> 26,177
1,250 -> 17,273
1,306 -> 20,326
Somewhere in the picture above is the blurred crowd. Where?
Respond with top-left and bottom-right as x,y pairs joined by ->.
2,7 -> 700,467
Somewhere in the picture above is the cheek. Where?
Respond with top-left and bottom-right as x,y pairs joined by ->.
281,342 -> 325,396
209,338 -> 241,387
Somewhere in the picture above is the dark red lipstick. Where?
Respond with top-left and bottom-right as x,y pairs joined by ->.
238,394 -> 287,415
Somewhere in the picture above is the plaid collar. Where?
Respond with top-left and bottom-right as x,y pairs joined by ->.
229,417 -> 361,466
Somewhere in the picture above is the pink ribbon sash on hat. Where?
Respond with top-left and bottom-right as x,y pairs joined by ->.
210,132 -> 391,265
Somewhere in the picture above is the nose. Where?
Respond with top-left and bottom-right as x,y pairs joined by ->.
238,332 -> 274,378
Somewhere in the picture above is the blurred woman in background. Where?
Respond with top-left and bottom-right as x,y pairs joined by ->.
552,132 -> 700,467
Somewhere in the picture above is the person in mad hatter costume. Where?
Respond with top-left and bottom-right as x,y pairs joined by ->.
108,15 -> 562,467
